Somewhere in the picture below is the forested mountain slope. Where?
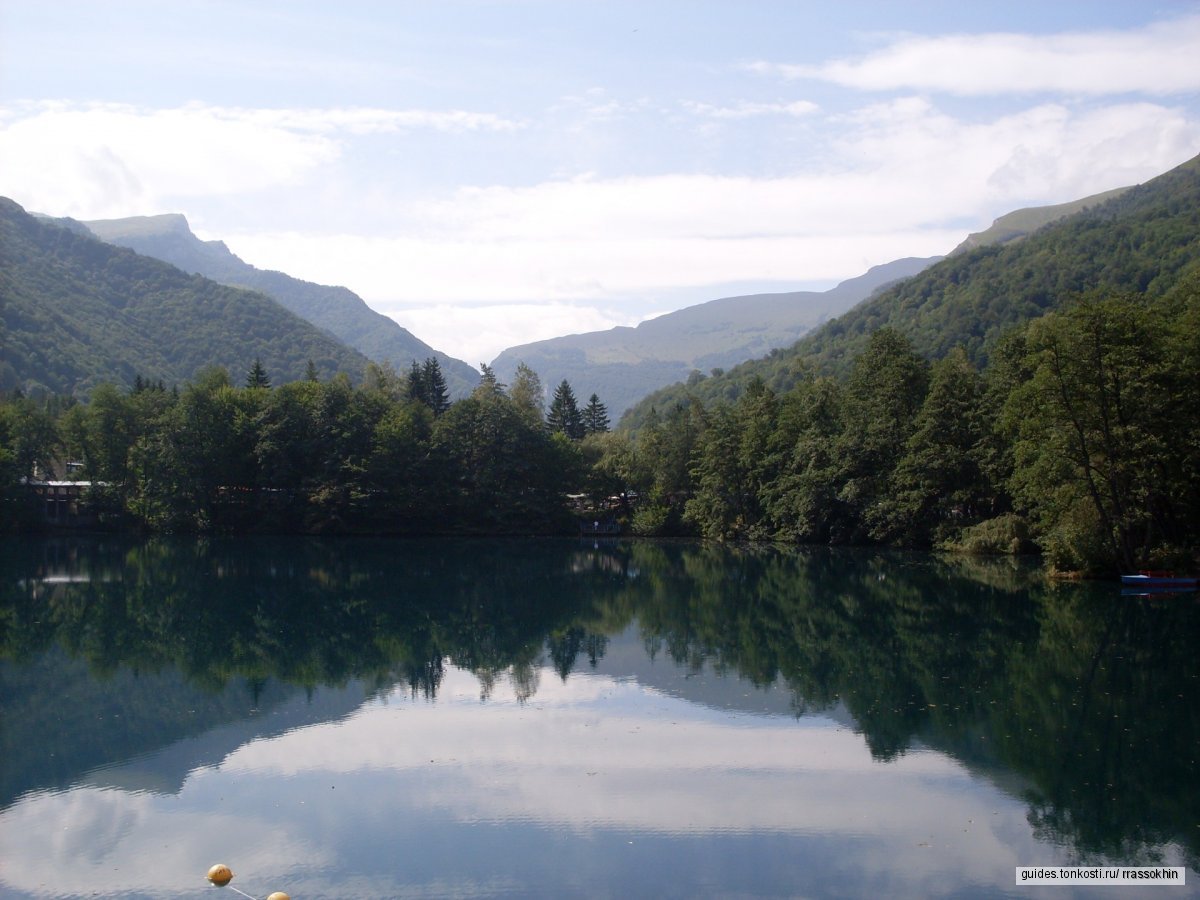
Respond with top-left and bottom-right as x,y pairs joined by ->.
623,153 -> 1200,428
1,198 -> 369,396
948,185 -> 1131,255
83,213 -> 479,397
493,256 -> 939,418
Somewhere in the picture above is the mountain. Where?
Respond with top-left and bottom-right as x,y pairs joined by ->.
0,197 -> 370,396
623,152 -> 1200,428
948,185 -> 1131,255
492,256 -> 940,418
82,213 -> 479,397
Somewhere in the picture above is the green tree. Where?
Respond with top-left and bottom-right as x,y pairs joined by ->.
869,348 -> 996,545
362,361 -> 406,404
406,359 -> 426,405
366,399 -> 436,529
835,328 -> 929,542
509,363 -> 545,429
246,358 -> 271,390
421,358 -> 450,416
623,400 -> 707,535
547,380 -> 584,440
1005,292 -> 1177,571
685,378 -> 776,539
474,363 -> 505,399
1,394 -> 61,480
761,375 -> 847,542
582,393 -> 610,435
433,389 -> 577,531
165,368 -> 262,528
406,358 -> 450,415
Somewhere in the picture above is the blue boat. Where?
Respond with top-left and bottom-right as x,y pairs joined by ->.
1120,571 -> 1197,589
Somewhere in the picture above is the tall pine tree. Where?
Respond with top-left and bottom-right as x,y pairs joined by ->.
407,360 -> 426,404
407,358 -> 450,415
547,380 -> 584,440
246,358 -> 271,389
582,393 -> 610,434
422,358 -> 450,416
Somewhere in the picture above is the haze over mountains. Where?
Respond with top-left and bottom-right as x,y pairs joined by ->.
493,257 -> 941,418
82,213 -> 480,398
624,153 -> 1200,427
489,182 -> 1142,418
5,158 -> 1187,418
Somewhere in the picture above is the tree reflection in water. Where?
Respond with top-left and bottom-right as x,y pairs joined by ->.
1,535 -> 1197,868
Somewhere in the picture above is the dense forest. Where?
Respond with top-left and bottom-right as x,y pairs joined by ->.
0,358 -> 611,536
598,278 -> 1200,573
3,274 -> 1198,573
4,155 -> 1200,573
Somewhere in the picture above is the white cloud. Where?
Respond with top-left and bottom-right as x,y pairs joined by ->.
683,99 -> 820,119
4,91 -> 1198,364
222,96 -> 1198,299
0,101 -> 340,218
751,14 -> 1200,96
230,230 -> 960,302
0,101 -> 521,219
221,105 -> 525,135
0,666 -> 1060,899
0,786 -> 318,897
549,87 -> 650,125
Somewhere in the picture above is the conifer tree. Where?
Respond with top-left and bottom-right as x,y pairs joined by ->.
582,393 -> 610,434
407,360 -> 426,405
246,358 -> 271,389
421,358 -> 450,416
474,363 -> 506,398
547,379 -> 584,440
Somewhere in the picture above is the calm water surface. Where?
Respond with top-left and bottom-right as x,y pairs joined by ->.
1,537 -> 1196,899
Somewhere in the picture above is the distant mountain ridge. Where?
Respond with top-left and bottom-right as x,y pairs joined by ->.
492,256 -> 940,417
1,198 -> 369,396
621,152 -> 1200,428
82,214 -> 479,397
949,185 -> 1132,255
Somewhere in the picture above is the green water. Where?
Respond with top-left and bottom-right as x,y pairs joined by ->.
1,536 -> 1196,898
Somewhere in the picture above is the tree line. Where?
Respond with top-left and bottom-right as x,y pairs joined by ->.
588,279 -> 1200,574
0,357 -> 610,535
3,279 -> 1198,573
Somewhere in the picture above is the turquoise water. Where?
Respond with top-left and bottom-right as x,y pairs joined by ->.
1,537 -> 1196,898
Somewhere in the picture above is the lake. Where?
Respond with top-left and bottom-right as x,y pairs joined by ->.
1,536 -> 1196,899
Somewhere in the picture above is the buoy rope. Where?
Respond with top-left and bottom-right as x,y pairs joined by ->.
226,887 -> 258,900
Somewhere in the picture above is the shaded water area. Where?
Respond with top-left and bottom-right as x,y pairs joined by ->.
1,536 -> 1197,898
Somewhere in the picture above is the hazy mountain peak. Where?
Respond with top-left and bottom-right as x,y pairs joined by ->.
492,255 -> 941,417
1,196 -> 370,396
82,212 -> 480,396
86,212 -> 194,240
949,185 -> 1131,256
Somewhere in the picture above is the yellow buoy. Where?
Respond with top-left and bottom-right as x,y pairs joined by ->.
206,864 -> 234,886
267,893 -> 291,900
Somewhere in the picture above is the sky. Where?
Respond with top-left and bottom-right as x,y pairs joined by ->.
3,1 -> 1200,365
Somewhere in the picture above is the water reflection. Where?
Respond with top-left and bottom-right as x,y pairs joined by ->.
1,536 -> 1198,897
